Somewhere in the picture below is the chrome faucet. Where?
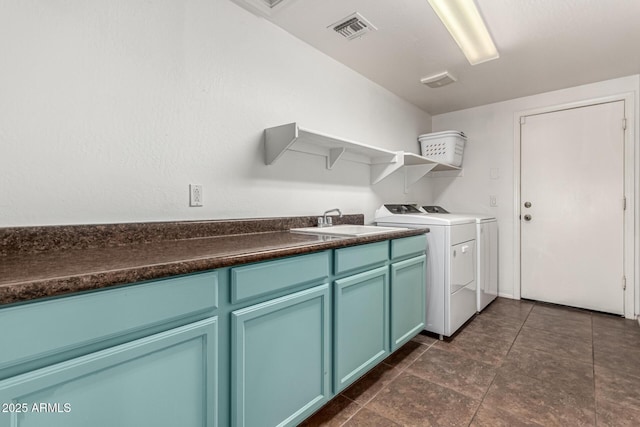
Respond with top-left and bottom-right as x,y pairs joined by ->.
318,208 -> 342,227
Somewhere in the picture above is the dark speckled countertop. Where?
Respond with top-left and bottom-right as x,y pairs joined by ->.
0,215 -> 428,306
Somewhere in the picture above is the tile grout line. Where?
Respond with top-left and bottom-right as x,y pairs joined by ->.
331,301 -> 631,427
466,301 -> 536,426
339,339 -> 434,426
508,303 -> 596,367
519,322 -> 593,341
337,394 -> 362,427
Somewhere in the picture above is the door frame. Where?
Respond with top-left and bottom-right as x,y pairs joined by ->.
512,93 -> 636,319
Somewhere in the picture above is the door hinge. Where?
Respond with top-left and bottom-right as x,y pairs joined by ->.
622,118 -> 627,130
623,276 -> 627,290
623,197 -> 627,210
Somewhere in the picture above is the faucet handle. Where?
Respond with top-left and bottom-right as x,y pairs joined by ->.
317,217 -> 324,227
326,216 -> 333,226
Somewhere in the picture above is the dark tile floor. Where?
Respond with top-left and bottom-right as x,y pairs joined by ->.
299,298 -> 640,426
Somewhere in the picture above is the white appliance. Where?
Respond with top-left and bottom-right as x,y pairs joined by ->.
374,204 -> 477,338
423,206 -> 498,312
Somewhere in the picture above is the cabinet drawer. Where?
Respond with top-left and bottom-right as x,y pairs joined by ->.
0,271 -> 218,380
231,251 -> 330,304
334,241 -> 388,275
391,235 -> 427,260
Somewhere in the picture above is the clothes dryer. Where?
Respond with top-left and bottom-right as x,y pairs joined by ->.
375,205 -> 477,338
422,206 -> 498,312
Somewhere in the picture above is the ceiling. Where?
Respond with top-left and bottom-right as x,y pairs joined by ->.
249,0 -> 640,115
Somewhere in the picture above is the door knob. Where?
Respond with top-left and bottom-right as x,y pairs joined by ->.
524,202 -> 532,208
524,214 -> 532,221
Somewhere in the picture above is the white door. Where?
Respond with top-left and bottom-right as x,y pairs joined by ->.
520,101 -> 625,314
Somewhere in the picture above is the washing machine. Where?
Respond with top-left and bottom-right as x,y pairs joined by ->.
374,204 -> 477,338
423,206 -> 498,312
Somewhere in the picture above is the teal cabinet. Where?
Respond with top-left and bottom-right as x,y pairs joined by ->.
0,234 -> 427,427
390,255 -> 426,351
231,284 -> 331,427
334,241 -> 388,275
0,317 -> 218,427
333,266 -> 389,392
1,271 -> 218,380
391,235 -> 427,260
231,251 -> 329,304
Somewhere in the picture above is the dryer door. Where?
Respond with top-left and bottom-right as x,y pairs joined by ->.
450,240 -> 475,293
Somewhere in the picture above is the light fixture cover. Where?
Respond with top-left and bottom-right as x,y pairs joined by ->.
421,71 -> 457,88
428,0 -> 499,65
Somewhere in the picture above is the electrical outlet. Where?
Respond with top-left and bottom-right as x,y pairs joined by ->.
489,195 -> 497,207
190,184 -> 203,207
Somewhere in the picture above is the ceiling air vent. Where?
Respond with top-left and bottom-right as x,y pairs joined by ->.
329,12 -> 377,40
230,0 -> 294,17
420,71 -> 457,88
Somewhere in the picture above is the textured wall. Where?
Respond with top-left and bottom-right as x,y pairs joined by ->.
431,75 -> 639,301
0,0 -> 432,226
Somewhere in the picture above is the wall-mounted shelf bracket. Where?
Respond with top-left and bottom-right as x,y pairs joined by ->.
265,122 -> 399,184
264,122 -> 463,187
328,147 -> 346,169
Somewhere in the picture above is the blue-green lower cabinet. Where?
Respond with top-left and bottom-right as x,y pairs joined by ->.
231,284 -> 331,427
333,266 -> 389,393
390,255 -> 426,351
0,317 -> 218,427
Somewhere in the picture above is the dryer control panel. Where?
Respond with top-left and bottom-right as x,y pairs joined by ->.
422,205 -> 449,214
383,204 -> 422,214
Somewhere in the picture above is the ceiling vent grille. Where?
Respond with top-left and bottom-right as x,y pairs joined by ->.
420,71 -> 457,88
329,13 -> 377,40
229,0 -> 294,17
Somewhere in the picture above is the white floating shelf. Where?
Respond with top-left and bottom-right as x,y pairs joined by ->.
264,122 -> 462,186
401,153 -> 462,190
430,161 -> 462,172
401,152 -> 438,189
265,122 -> 401,184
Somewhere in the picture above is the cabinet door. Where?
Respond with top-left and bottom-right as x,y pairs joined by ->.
0,317 -> 218,427
334,266 -> 389,393
231,284 -> 330,427
390,255 -> 426,351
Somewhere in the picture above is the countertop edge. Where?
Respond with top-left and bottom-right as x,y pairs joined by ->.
0,228 -> 428,306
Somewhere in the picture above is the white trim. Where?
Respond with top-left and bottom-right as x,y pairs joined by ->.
623,94 -> 637,319
512,110 -> 522,300
513,92 -> 636,319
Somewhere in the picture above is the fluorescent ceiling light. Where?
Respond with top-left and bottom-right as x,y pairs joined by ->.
428,0 -> 499,65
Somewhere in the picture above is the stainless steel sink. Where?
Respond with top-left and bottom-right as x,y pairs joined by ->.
291,224 -> 408,237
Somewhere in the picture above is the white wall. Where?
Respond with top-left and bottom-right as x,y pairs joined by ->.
430,75 -> 640,302
0,0 -> 431,227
